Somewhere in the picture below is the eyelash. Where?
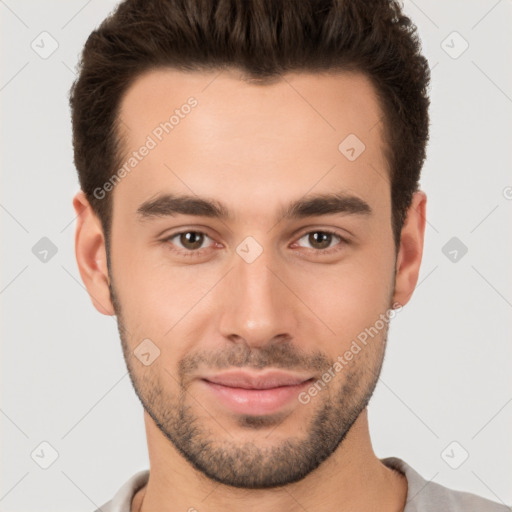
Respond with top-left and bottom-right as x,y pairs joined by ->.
161,228 -> 349,258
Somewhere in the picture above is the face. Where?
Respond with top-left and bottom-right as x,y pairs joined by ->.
80,68 -> 421,489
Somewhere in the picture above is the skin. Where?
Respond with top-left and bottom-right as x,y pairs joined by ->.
73,68 -> 426,512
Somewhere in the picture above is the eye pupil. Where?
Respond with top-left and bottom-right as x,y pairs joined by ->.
180,231 -> 204,250
309,232 -> 332,250
170,229 -> 341,256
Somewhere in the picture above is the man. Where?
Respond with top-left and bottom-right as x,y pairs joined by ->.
69,0 -> 509,511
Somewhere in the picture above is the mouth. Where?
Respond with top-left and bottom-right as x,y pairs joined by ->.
200,370 -> 315,416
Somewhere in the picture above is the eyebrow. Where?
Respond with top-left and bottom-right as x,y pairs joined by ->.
136,192 -> 372,222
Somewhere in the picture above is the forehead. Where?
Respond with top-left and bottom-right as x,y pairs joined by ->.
113,68 -> 390,222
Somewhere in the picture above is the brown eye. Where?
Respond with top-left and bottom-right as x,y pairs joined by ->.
297,230 -> 341,251
309,232 -> 333,249
180,231 -> 204,250
176,231 -> 206,250
163,231 -> 213,254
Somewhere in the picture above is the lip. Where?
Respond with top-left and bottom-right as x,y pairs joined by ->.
201,370 -> 314,416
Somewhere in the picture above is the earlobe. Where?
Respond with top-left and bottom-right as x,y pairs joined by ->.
392,191 -> 427,308
72,190 -> 115,316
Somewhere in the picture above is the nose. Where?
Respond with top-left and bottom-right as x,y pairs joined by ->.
219,246 -> 299,349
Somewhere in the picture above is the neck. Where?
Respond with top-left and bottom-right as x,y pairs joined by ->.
133,408 -> 407,512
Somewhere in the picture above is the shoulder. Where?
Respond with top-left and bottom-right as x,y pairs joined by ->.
92,469 -> 150,512
381,457 -> 510,512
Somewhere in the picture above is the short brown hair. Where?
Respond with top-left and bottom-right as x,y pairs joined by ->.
69,0 -> 430,256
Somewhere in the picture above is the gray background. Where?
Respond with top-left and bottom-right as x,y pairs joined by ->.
1,1 -> 511,510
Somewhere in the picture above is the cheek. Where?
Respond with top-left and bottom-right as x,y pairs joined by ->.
292,256 -> 393,320
112,240 -> 183,313
112,250 -> 221,357
283,255 -> 395,356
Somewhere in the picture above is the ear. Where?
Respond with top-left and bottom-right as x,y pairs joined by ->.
72,190 -> 115,316
392,190 -> 427,307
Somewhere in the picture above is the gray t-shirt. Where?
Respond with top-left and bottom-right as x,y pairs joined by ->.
94,456 -> 510,512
